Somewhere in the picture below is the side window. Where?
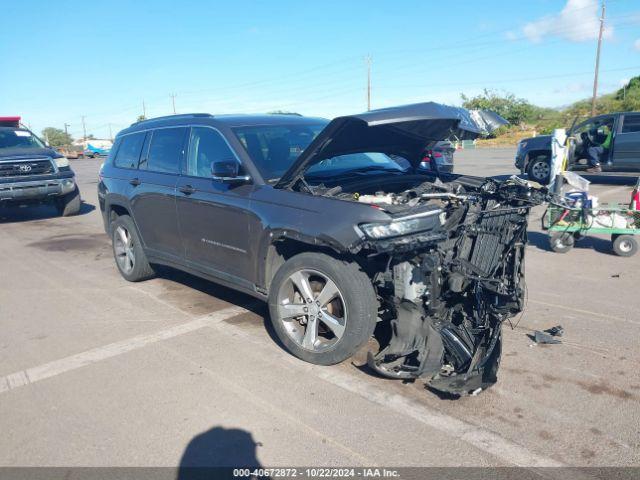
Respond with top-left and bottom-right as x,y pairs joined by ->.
622,114 -> 640,134
187,127 -> 238,177
146,127 -> 187,174
113,132 -> 145,169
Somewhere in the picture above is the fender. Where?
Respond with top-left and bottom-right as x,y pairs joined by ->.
254,226 -> 352,292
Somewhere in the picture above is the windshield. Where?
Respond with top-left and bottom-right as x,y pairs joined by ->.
306,152 -> 408,178
233,123 -> 409,182
0,128 -> 46,150
233,123 -> 326,181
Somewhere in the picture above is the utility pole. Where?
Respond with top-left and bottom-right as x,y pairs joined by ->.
591,0 -> 605,117
64,123 -> 70,136
170,93 -> 177,114
81,116 -> 87,141
142,99 -> 147,119
365,55 -> 372,111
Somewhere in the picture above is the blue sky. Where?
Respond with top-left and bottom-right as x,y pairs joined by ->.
1,0 -> 639,140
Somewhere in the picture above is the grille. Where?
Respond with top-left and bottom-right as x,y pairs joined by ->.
0,159 -> 54,178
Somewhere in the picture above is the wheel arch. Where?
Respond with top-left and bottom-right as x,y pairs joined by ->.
259,230 -> 358,294
104,196 -> 133,235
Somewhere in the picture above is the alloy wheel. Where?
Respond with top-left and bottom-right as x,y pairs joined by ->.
114,225 -> 135,274
276,269 -> 347,352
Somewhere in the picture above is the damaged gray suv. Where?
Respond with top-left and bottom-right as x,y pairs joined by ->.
98,103 -> 545,396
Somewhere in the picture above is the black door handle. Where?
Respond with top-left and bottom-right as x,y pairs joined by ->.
129,178 -> 141,186
179,184 -> 196,195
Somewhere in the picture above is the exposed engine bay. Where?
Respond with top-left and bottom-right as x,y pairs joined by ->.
308,174 -> 547,396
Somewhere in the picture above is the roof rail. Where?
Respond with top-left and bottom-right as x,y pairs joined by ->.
130,113 -> 213,127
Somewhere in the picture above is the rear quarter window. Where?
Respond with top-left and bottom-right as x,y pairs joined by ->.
113,133 -> 146,169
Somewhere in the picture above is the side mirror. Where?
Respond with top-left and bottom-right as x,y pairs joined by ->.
211,160 -> 250,183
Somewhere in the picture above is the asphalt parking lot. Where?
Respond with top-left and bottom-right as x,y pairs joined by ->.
0,149 -> 638,470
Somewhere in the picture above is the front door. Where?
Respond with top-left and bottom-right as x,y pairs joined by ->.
131,127 -> 187,261
612,113 -> 640,171
176,126 -> 255,287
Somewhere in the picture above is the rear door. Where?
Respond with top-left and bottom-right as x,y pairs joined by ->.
176,126 -> 256,287
131,127 -> 187,261
612,114 -> 640,171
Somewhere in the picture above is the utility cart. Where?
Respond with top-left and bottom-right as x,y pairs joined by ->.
543,203 -> 640,256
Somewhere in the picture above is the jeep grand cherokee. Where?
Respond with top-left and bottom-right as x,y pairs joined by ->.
98,103 -> 545,396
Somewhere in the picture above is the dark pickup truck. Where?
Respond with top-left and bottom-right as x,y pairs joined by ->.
0,117 -> 81,216
515,112 -> 640,183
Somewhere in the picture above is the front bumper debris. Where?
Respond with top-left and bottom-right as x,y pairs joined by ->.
363,177 -> 546,397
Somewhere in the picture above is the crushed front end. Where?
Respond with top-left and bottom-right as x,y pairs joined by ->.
353,176 -> 546,396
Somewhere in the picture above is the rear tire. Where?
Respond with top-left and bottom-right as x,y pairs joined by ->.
612,235 -> 637,257
549,232 -> 574,253
268,252 -> 378,365
527,154 -> 552,184
111,215 -> 155,281
56,186 -> 81,216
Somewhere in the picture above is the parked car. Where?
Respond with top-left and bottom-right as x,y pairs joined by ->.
0,117 -> 81,215
516,112 -> 640,183
58,146 -> 83,159
98,104 -> 546,396
419,140 -> 455,173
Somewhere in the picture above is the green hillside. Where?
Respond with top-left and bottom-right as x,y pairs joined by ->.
462,75 -> 640,144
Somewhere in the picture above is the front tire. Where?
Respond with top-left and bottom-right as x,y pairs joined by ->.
56,186 -> 81,216
549,232 -> 574,253
527,154 -> 552,184
111,215 -> 155,281
268,252 -> 378,365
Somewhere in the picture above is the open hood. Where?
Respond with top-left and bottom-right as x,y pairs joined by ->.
275,102 -> 507,188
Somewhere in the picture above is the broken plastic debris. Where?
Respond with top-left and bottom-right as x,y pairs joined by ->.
534,331 -> 562,344
544,325 -> 564,337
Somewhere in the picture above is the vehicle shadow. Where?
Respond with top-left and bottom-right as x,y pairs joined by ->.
154,266 -> 268,318
177,426 -> 262,480
0,202 -> 95,223
527,231 -> 614,254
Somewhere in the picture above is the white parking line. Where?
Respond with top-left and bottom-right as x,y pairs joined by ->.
0,306 -> 247,395
206,319 -> 570,470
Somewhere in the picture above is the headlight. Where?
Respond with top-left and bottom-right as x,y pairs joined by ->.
360,210 -> 443,239
54,156 -> 69,168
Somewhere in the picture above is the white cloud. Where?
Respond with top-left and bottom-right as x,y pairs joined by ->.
522,0 -> 613,43
634,39 -> 640,51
